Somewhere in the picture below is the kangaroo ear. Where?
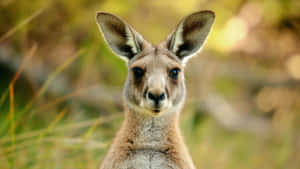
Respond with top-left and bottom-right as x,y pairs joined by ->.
96,12 -> 144,62
166,11 -> 215,64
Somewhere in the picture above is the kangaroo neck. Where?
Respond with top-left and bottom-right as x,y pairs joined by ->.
122,108 -> 180,150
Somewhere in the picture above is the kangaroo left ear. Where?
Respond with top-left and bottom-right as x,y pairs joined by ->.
166,11 -> 215,64
96,12 -> 145,62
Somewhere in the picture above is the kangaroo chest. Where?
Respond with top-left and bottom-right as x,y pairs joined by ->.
100,113 -> 194,169
118,149 -> 179,169
114,117 -> 183,169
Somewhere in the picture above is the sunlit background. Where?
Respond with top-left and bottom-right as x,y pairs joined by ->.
1,0 -> 300,168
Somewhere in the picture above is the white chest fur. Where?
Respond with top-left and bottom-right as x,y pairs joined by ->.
119,149 -> 179,169
99,111 -> 195,169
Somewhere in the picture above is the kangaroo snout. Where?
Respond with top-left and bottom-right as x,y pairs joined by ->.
146,87 -> 167,110
147,91 -> 166,106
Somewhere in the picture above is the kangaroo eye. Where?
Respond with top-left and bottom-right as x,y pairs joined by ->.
132,67 -> 145,79
169,68 -> 180,80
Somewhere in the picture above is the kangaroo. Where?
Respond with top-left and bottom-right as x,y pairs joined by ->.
96,10 -> 215,169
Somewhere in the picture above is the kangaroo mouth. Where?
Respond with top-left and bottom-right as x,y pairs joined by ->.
153,109 -> 160,113
146,104 -> 163,114
151,107 -> 165,116
148,102 -> 171,116
152,104 -> 162,113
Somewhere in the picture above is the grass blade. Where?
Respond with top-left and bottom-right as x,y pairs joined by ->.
0,7 -> 47,43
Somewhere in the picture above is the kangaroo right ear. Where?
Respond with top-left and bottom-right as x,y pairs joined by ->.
166,11 -> 215,64
96,12 -> 144,62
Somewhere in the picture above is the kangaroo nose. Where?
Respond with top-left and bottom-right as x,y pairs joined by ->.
148,92 -> 165,104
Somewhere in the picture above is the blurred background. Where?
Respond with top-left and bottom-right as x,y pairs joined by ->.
1,0 -> 300,168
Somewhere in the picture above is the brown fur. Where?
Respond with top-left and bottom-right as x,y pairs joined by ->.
96,11 -> 215,169
100,108 -> 194,169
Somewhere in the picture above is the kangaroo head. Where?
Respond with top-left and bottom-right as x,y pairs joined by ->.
96,11 -> 215,116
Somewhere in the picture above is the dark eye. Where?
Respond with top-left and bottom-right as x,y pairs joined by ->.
132,67 -> 145,79
169,68 -> 180,80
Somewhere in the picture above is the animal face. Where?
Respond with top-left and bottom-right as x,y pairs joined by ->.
124,46 -> 185,116
96,11 -> 215,116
